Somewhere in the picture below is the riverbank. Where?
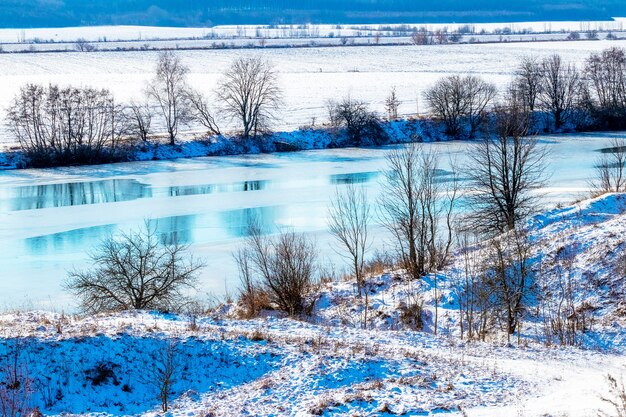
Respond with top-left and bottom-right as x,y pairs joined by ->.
3,113 -> 617,171
0,118 -> 427,170
1,192 -> 626,416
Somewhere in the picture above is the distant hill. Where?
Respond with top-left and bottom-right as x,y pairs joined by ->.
2,0 -> 626,28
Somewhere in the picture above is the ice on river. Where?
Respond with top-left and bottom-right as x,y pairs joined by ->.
0,132 -> 622,309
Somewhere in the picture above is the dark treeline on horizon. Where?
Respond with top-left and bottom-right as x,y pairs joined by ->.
2,0 -> 626,28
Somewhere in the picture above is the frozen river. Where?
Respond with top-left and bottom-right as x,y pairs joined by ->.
0,132 -> 622,309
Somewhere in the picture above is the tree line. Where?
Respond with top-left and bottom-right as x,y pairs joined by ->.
3,0 -> 625,28
7,51 -> 282,167
7,46 -> 626,167
424,47 -> 626,138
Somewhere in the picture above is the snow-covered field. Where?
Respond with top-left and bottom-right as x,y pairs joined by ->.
1,19 -> 625,43
1,192 -> 626,416
1,39 -> 626,146
0,309 -> 622,417
2,22 -> 626,417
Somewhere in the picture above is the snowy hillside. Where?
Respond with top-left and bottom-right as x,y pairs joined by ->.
1,193 -> 626,416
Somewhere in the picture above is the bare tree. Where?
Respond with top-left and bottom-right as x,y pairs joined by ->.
75,38 -> 97,52
385,86 -> 400,120
500,82 -> 533,135
146,341 -> 180,412
237,225 -> 317,316
434,29 -> 448,44
515,56 -> 542,113
126,100 -> 153,142
379,144 -> 458,278
66,221 -> 204,313
424,75 -> 467,136
146,51 -> 191,145
463,106 -> 547,234
585,47 -> 626,127
186,90 -> 221,136
591,137 -> 626,195
465,75 -> 498,137
217,56 -> 282,140
424,75 -> 496,137
538,54 -> 580,130
411,27 -> 431,45
328,183 -> 371,295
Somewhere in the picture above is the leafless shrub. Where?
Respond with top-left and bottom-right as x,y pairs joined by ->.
484,229 -> 533,338
450,232 -> 495,341
0,339 -> 33,417
66,221 -> 204,313
424,75 -> 497,137
540,243 -> 591,346
235,225 -> 317,316
326,96 -> 387,145
399,299 -> 424,330
234,247 -> 271,318
363,249 -> 397,277
591,137 -> 626,195
217,56 -> 282,140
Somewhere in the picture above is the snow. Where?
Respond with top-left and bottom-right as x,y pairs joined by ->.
1,39 -> 626,146
1,191 -> 626,416
1,19 -> 625,44
2,23 -> 626,417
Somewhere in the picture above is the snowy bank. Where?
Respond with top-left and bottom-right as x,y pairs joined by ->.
0,119 -> 426,170
1,195 -> 626,417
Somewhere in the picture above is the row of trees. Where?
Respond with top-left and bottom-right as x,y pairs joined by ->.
7,84 -> 124,166
7,52 -> 282,166
425,47 -> 626,138
9,47 -> 626,166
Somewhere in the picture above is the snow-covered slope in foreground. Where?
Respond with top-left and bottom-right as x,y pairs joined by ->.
0,310 -> 623,417
2,194 -> 626,416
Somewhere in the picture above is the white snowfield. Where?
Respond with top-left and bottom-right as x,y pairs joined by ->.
1,193 -> 625,417
1,19 -> 625,43
1,38 -> 626,146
